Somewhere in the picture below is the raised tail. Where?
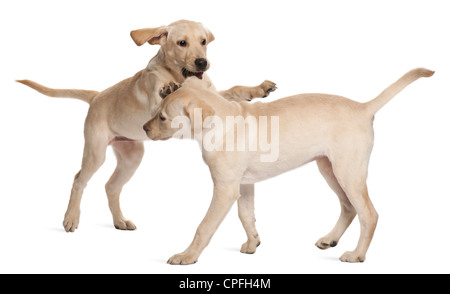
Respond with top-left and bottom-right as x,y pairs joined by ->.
16,79 -> 99,104
364,68 -> 434,115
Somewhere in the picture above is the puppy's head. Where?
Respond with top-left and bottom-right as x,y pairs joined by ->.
143,79 -> 215,141
131,20 -> 215,80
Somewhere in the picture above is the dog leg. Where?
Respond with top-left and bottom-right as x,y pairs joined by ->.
331,156 -> 378,262
238,184 -> 261,254
167,183 -> 240,265
315,157 -> 356,250
105,141 -> 144,230
160,80 -> 276,102
219,80 -> 277,102
63,128 -> 108,232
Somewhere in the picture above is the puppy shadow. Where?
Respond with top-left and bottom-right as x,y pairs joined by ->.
46,226 -> 65,233
95,223 -> 116,230
318,255 -> 338,262
222,246 -> 240,253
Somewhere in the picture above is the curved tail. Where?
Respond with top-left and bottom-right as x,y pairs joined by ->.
16,80 -> 98,104
364,68 -> 434,115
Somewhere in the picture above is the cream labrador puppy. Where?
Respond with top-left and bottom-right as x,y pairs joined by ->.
17,20 -> 276,232
143,68 -> 433,263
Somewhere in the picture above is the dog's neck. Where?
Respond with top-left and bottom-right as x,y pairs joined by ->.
147,49 -> 186,84
193,91 -> 245,141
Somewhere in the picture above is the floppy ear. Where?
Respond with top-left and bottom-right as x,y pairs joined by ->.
130,26 -> 169,46
184,100 -> 215,123
205,27 -> 215,44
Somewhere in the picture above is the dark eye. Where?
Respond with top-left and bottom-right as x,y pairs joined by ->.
201,39 -> 206,46
159,113 -> 166,121
177,40 -> 187,47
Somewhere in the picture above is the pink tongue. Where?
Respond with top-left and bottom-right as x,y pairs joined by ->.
195,72 -> 203,79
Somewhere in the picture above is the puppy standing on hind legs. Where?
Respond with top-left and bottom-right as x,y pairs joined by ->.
17,20 -> 276,232
144,68 -> 433,264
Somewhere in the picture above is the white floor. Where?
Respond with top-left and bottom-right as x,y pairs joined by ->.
2,0 -> 450,274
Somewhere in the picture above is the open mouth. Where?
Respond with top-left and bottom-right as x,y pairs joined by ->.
182,68 -> 204,79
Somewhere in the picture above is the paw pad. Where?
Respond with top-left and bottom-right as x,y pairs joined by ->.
160,82 -> 182,99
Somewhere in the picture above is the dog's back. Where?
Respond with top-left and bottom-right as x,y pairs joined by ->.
241,68 -> 434,184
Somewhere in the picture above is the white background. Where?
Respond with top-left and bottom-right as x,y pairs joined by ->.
1,0 -> 449,274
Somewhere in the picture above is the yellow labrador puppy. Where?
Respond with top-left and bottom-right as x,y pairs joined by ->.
17,20 -> 276,232
143,68 -> 433,264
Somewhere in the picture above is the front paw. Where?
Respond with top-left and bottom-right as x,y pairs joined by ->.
339,251 -> 365,263
159,81 -> 182,99
259,80 -> 277,98
63,209 -> 81,232
315,236 -> 338,250
113,218 -> 137,230
167,252 -> 198,265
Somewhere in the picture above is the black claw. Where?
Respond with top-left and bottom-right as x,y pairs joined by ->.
330,241 -> 337,247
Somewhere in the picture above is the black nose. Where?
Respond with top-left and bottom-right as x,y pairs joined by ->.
143,125 -> 149,133
194,58 -> 208,71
